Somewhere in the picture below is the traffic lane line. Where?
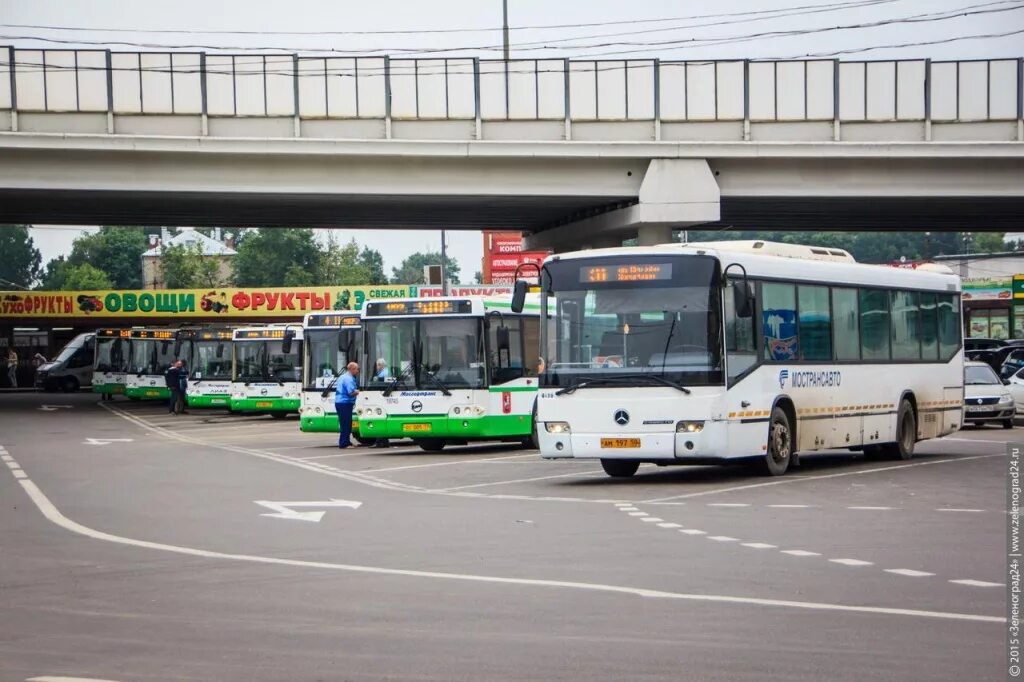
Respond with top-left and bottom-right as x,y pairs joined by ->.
8,472 -> 1004,624
437,470 -> 609,491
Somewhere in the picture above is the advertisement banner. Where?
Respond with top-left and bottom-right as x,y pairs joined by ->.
961,278 -> 1012,301
0,285 -> 411,319
488,251 -> 550,273
411,285 -> 514,298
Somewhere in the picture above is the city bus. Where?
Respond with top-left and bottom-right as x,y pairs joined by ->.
124,328 -> 178,400
178,327 -> 234,409
357,297 -> 542,451
299,312 -> 363,435
91,328 -> 132,399
230,325 -> 303,417
511,240 -> 963,477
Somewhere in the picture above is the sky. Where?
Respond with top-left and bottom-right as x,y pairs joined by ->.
4,0 -> 1022,281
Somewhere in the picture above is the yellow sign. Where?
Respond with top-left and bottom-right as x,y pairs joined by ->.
0,285 -> 412,319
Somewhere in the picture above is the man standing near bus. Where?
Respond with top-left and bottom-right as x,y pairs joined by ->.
336,361 -> 360,448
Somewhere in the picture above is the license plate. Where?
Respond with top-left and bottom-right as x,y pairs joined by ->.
601,438 -> 641,448
255,401 -> 273,408
403,423 -> 432,432
966,405 -> 989,412
211,399 -> 227,405
145,390 -> 160,397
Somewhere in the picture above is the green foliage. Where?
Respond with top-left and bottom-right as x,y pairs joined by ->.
390,251 -> 461,284
315,236 -> 389,285
160,242 -> 229,289
62,263 -> 114,290
358,246 -> 388,285
39,256 -> 71,290
231,228 -> 320,287
0,225 -> 42,289
683,230 -> 1007,262
68,226 -> 149,288
473,271 -> 483,284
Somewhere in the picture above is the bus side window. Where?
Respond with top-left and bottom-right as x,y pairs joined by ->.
489,317 -> 524,385
725,278 -> 758,384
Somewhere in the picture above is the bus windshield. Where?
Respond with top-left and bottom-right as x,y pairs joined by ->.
94,336 -> 129,372
191,340 -> 232,381
542,255 -> 724,388
304,329 -> 358,389
365,317 -> 485,390
234,340 -> 301,383
131,339 -> 175,376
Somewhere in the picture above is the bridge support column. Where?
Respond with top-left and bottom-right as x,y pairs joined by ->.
524,158 -> 720,252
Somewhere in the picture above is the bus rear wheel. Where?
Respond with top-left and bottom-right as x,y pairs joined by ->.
419,439 -> 446,452
601,459 -> 640,478
270,412 -> 288,420
760,406 -> 793,476
880,400 -> 916,461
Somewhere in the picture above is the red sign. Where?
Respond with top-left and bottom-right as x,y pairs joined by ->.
501,391 -> 512,414
489,251 -> 550,272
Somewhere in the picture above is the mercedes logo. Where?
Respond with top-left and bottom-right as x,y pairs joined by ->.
411,400 -> 423,413
614,409 -> 630,426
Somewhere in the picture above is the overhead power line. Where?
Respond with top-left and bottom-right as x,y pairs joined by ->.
0,0 -> 908,36
0,0 -> 1015,57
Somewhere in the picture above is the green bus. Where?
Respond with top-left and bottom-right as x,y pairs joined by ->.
299,312 -> 364,435
180,328 -> 234,409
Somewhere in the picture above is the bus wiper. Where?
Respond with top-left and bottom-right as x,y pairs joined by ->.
383,363 -> 415,397
423,370 -> 452,396
555,374 -> 691,395
320,377 -> 338,398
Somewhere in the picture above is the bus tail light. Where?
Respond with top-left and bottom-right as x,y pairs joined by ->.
676,421 -> 705,433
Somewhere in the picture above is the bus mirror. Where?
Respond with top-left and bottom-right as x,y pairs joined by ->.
338,329 -> 355,353
511,280 -> 528,313
173,339 -> 182,356
282,329 -> 295,354
216,343 -> 225,359
733,282 -> 754,319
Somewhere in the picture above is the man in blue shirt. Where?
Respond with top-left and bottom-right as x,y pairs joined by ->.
335,361 -> 360,448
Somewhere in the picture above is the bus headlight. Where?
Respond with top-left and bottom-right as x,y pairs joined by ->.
676,421 -> 705,433
453,407 -> 460,415
545,422 -> 571,433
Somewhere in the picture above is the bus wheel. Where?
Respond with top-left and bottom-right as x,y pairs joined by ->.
761,406 -> 793,476
419,439 -> 446,452
270,412 -> 287,420
881,400 -> 916,461
522,407 -> 539,449
601,459 -> 640,478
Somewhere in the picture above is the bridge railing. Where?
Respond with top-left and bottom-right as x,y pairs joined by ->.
1,47 -> 1021,131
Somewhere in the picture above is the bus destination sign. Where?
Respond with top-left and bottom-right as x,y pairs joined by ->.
365,300 -> 473,316
307,314 -> 361,327
581,263 -> 673,283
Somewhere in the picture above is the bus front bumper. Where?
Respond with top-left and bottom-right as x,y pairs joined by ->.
186,394 -> 232,408
125,386 -> 170,400
230,397 -> 301,412
358,414 -> 531,440
538,420 -> 751,460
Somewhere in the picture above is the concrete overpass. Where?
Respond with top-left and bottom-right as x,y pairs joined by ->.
1,48 -> 1022,249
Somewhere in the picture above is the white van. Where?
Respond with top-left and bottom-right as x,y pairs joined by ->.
35,333 -> 95,392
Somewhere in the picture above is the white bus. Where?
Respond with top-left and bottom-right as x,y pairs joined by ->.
179,328 -> 234,409
511,241 -> 963,477
230,325 -> 303,418
299,312 -> 363,435
92,328 -> 131,399
357,297 -> 542,451
124,328 -> 177,401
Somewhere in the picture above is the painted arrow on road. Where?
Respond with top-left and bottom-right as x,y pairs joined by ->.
84,438 -> 135,446
38,404 -> 73,411
254,499 -> 363,523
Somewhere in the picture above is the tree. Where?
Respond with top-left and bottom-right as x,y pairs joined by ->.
160,242 -> 229,289
973,233 -> 1007,254
231,228 -> 320,287
38,256 -> 71,290
473,271 -> 483,284
68,226 -> 149,289
62,263 -> 114,290
390,251 -> 461,284
358,247 -> 388,285
0,225 -> 42,289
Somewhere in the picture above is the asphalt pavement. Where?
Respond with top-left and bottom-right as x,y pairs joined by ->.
0,391 -> 1012,681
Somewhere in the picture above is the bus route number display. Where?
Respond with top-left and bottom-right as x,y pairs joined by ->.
307,314 -> 360,327
235,329 -> 287,339
133,330 -> 175,339
366,300 -> 472,316
581,263 -> 672,283
98,329 -> 131,338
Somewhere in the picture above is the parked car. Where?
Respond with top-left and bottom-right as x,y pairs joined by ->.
964,361 -> 1015,428
1002,348 -> 1024,379
965,337 -> 1006,352
1008,367 -> 1024,415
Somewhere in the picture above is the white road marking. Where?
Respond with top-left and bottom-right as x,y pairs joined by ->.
707,536 -> 739,542
27,676 -> 122,682
84,437 -> 134,446
5,460 -> 20,470
640,517 -> 665,523
708,503 -> 750,507
438,470 -> 606,491
364,452 -> 538,473
614,502 -> 633,507
0,454 -> 12,462
657,523 -> 683,529
13,469 -> 27,479
679,529 -> 707,535
830,558 -> 874,566
936,508 -> 986,513
628,512 -> 648,516
618,507 -> 640,512
768,504 -> 812,508
782,550 -> 821,557
885,569 -> 935,577
641,454 -> 1005,503
848,506 -> 894,511
949,579 -> 1004,587
296,451 -> 376,460
253,499 -> 362,523
12,478 -> 1004,623
742,543 -> 777,549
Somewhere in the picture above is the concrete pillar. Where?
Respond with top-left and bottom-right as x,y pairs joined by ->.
637,225 -> 672,246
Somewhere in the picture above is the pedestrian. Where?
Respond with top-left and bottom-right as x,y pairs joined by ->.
33,351 -> 47,366
336,361 -> 360,448
6,348 -> 18,388
165,360 -> 186,415
178,360 -> 189,414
